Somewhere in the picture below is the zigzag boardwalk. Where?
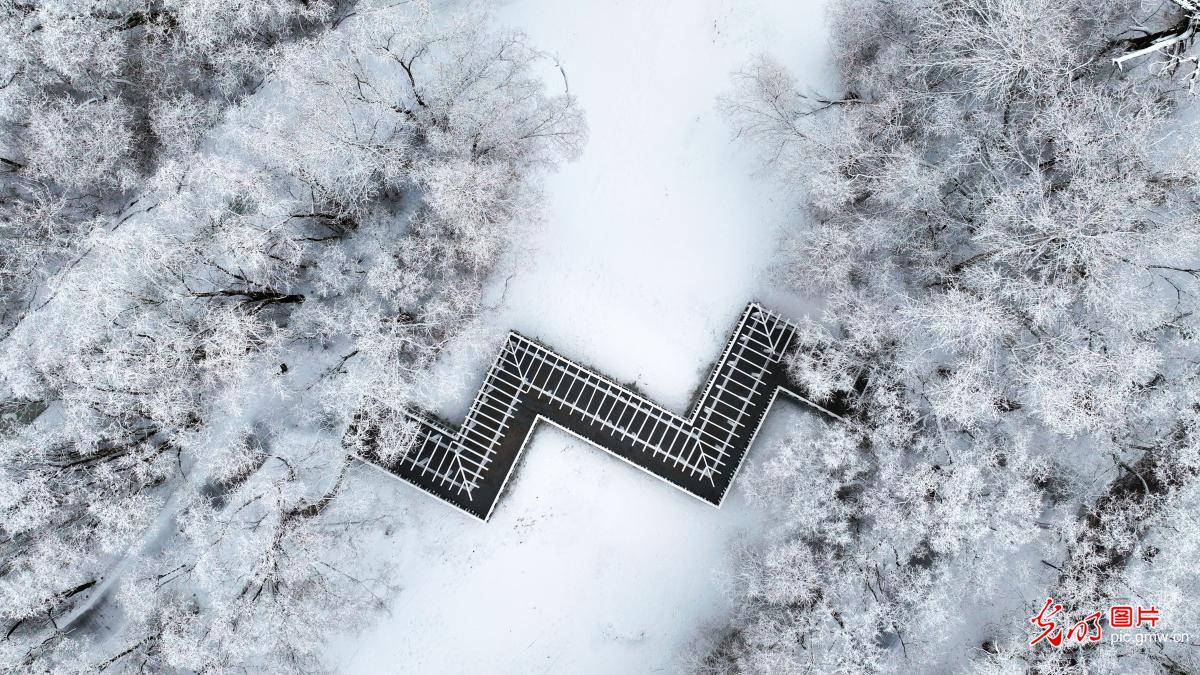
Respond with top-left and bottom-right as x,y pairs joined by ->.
349,303 -> 845,520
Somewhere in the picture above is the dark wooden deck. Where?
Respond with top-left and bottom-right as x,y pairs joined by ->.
349,303 -> 847,520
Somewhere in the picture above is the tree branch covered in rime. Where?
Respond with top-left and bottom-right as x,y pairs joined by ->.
711,0 -> 1200,672
0,0 -> 345,336
0,2 -> 584,671
1110,0 -> 1200,90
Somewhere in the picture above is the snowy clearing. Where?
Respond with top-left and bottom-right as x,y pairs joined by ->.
328,0 -> 835,671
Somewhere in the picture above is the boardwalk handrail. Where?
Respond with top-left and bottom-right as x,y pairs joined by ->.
347,303 -> 849,521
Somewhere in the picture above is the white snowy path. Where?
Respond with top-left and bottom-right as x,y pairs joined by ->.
329,1 -> 834,672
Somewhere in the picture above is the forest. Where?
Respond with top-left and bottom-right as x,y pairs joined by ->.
0,0 -> 1197,673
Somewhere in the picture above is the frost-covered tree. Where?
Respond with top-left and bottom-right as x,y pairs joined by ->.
710,0 -> 1200,671
0,0 -> 339,334
0,4 -> 583,671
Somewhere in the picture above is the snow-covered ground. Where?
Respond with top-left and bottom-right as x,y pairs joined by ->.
329,1 -> 835,671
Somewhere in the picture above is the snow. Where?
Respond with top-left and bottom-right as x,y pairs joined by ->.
328,1 -> 835,671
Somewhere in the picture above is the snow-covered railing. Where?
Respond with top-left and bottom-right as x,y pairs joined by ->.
348,303 -> 846,520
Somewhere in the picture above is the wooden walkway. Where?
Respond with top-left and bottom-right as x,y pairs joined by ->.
349,303 -> 847,520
